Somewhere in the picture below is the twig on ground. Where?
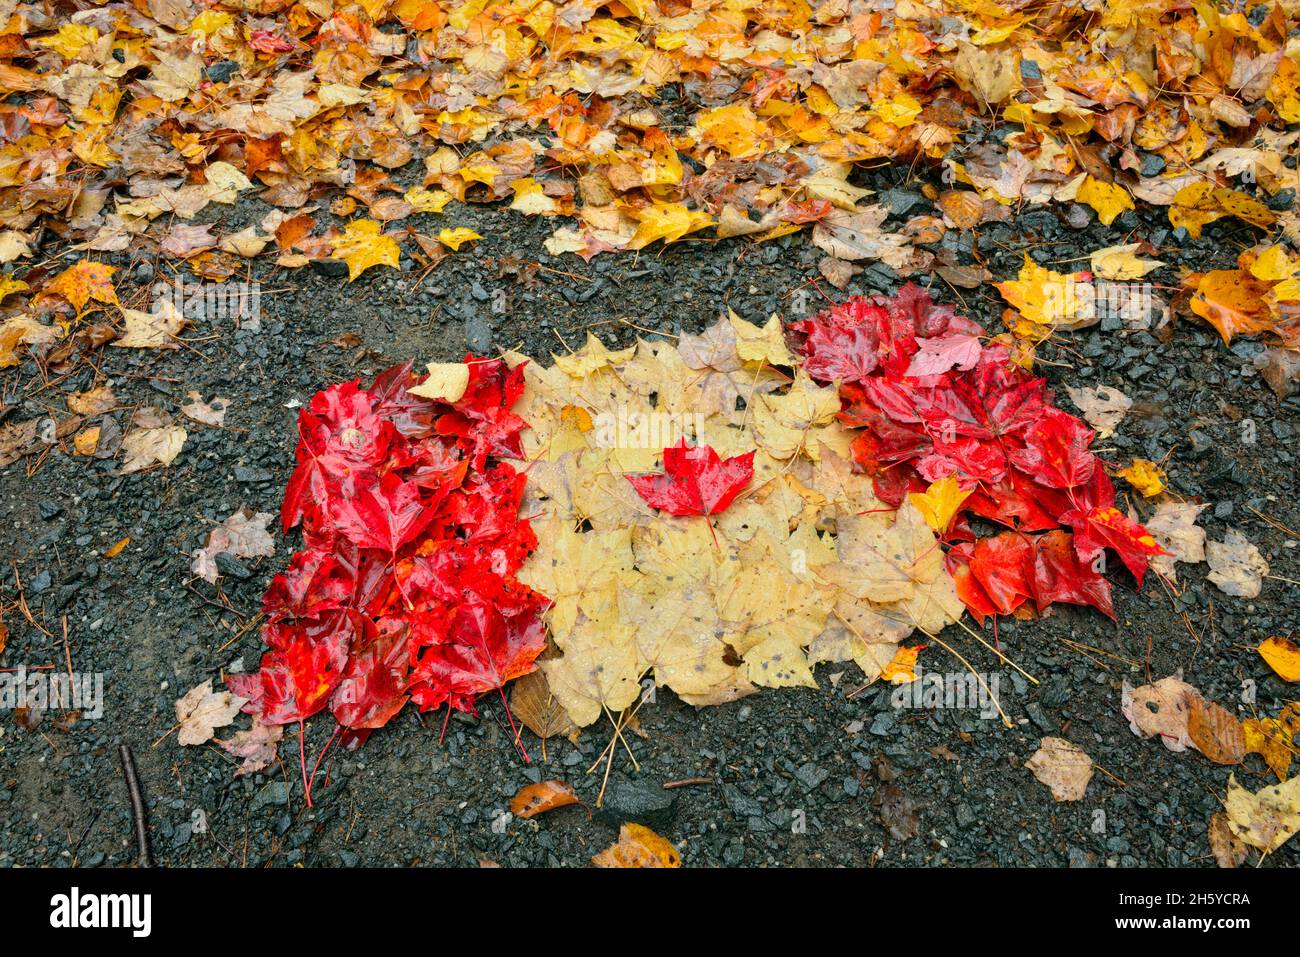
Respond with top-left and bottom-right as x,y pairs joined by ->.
119,744 -> 153,867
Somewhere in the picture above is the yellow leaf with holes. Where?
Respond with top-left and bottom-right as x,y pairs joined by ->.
331,220 -> 400,281
908,476 -> 972,532
1171,184 -> 1275,239
1224,774 -> 1300,854
437,227 -> 482,251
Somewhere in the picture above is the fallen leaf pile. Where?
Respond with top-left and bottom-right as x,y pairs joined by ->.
226,358 -> 548,780
204,287 -> 1225,814
3,0 -> 1300,286
789,284 -> 1166,624
511,301 -> 964,723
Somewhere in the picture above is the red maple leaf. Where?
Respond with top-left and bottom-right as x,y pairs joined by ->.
794,284 -> 1160,622
234,361 -> 547,796
627,440 -> 755,516
1065,505 -> 1169,586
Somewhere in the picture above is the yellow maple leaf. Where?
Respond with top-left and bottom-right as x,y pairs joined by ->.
1075,176 -> 1133,227
908,476 -> 972,533
995,255 -> 1091,340
436,227 -> 482,251
331,220 -> 400,281
1117,458 -> 1166,497
41,260 -> 118,314
37,24 -> 100,59
403,187 -> 452,214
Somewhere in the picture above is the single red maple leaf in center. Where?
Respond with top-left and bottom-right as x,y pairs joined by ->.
626,440 -> 755,516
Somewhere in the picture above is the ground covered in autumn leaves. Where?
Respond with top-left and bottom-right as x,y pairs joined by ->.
2,175 -> 1298,866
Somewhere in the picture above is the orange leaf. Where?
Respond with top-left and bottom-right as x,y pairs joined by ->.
42,261 -> 118,314
510,780 -> 580,819
1190,269 -> 1274,344
1258,636 -> 1300,682
1186,694 -> 1245,765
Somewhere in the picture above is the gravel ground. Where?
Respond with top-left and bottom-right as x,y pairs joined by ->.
1,162 -> 1298,868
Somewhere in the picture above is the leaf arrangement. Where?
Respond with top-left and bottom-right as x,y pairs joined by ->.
789,286 -> 1167,624
228,358 -> 549,794
228,287 -> 1174,781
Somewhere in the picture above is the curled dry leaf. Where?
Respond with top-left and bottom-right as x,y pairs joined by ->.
1206,529 -> 1269,598
1024,736 -> 1094,801
509,780 -> 580,819
175,679 -> 247,746
592,822 -> 681,868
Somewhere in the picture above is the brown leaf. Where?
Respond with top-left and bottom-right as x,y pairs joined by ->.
875,781 -> 920,840
1025,736 -> 1094,801
1208,811 -> 1248,868
509,669 -> 579,742
1187,694 -> 1245,765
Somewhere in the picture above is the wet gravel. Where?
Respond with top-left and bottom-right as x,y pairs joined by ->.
1,163 -> 1298,868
